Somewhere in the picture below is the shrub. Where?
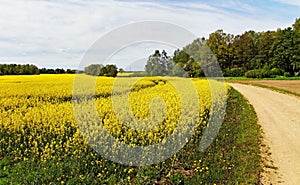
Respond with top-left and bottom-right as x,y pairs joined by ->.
244,68 -> 285,79
224,68 -> 245,77
245,69 -> 262,78
261,69 -> 271,78
284,72 -> 291,77
269,68 -> 284,77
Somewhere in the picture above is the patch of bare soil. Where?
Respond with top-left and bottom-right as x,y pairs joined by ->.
236,80 -> 300,95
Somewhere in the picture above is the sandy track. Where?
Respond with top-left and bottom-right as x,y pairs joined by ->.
230,84 -> 300,185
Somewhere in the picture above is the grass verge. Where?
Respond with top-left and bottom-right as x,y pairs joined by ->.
186,88 -> 262,184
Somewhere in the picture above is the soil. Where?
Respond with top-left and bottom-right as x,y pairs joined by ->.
233,80 -> 300,95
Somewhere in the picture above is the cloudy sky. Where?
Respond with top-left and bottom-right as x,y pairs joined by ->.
0,0 -> 299,70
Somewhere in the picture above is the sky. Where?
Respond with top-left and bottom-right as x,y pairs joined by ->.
0,0 -> 299,70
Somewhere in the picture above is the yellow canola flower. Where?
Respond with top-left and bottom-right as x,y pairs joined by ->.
0,75 -> 229,164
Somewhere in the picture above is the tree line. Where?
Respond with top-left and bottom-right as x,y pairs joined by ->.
84,64 -> 118,77
145,18 -> 300,78
0,63 -> 118,76
0,64 -> 76,75
39,68 -> 76,74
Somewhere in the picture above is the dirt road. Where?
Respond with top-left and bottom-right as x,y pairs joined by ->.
230,84 -> 300,185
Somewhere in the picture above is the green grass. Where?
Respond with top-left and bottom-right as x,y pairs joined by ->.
0,88 -> 262,184
185,88 -> 262,184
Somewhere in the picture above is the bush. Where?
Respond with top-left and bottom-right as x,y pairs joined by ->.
224,68 -> 245,77
244,68 -> 285,79
193,70 -> 205,77
284,72 -> 291,77
245,69 -> 263,78
269,68 -> 284,77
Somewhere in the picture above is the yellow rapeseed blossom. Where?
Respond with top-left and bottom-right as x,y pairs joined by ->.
0,74 -> 229,168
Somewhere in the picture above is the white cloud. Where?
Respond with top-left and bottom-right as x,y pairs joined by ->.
0,0 -> 296,69
274,0 -> 300,6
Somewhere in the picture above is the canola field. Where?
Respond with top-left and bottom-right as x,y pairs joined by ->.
0,74 -> 261,184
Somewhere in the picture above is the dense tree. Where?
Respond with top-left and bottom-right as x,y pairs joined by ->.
84,64 -> 118,77
39,68 -> 48,74
165,18 -> 300,78
145,50 -> 173,76
55,68 -> 65,74
99,64 -> 118,77
66,69 -> 76,74
252,31 -> 277,69
173,49 -> 190,65
206,30 -> 234,70
269,27 -> 297,74
84,64 -> 103,76
0,64 -> 39,75
172,49 -> 190,77
171,63 -> 186,77
171,38 -> 206,77
232,31 -> 258,70
292,18 -> 300,75
39,68 -> 76,74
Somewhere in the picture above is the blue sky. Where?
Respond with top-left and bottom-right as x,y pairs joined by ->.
0,0 -> 299,69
